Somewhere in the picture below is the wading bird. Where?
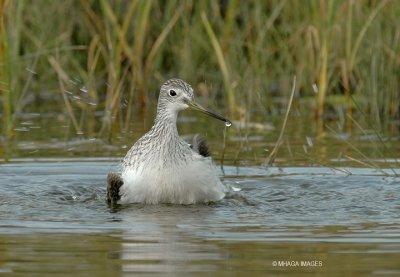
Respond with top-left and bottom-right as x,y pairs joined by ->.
107,78 -> 231,205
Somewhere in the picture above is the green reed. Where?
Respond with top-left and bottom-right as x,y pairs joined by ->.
1,0 -> 399,142
1,0 -> 25,158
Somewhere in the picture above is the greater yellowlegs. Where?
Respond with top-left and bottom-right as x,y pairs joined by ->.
107,78 -> 231,205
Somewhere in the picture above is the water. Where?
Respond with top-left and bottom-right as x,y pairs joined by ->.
1,110 -> 400,274
5,111 -> 400,167
1,161 -> 400,274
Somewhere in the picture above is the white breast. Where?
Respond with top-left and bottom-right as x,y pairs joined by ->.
119,154 -> 226,204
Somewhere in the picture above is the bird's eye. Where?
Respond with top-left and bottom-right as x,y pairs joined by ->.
169,89 -> 177,97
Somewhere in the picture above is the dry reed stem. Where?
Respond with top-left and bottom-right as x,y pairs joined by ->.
349,0 -> 390,71
48,56 -> 82,135
0,0 -> 12,140
144,5 -> 184,76
201,11 -> 236,115
264,76 -> 296,166
298,152 -> 352,175
324,124 -> 391,176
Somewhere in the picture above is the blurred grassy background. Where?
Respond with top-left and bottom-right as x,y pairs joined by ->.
0,0 -> 399,162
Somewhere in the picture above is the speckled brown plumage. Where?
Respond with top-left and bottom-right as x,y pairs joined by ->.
107,172 -> 123,205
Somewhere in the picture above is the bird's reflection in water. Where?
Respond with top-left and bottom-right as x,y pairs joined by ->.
111,204 -> 224,273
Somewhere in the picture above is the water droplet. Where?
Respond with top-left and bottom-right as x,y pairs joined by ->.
80,86 -> 88,93
225,121 -> 232,127
306,136 -> 313,147
14,127 -> 30,132
121,98 -> 128,108
312,83 -> 318,93
25,67 -> 37,75
68,79 -> 78,85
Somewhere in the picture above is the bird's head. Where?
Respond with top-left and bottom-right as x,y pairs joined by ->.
159,78 -> 231,125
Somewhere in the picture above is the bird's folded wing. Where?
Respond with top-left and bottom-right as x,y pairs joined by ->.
190,134 -> 211,157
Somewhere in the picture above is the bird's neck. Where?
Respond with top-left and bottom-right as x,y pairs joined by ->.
152,105 -> 179,139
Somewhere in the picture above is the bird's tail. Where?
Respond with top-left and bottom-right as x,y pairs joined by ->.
107,172 -> 123,205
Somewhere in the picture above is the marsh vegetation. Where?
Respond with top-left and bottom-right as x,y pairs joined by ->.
1,0 -> 399,168
1,1 -> 400,275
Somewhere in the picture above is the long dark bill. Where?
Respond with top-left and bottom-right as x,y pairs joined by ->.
188,101 -> 232,126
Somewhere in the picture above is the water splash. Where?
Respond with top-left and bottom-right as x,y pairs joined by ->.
25,67 -> 37,75
80,86 -> 88,93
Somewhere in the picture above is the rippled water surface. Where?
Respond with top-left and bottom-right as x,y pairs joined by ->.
1,161 -> 400,275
